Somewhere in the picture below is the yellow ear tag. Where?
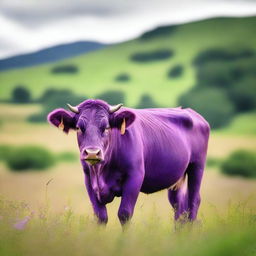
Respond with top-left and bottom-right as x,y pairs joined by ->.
58,117 -> 64,130
121,118 -> 126,135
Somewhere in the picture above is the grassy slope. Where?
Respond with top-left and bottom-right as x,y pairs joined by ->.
1,17 -> 256,107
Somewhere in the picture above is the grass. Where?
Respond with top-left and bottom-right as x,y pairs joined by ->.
0,196 -> 255,256
0,17 -> 256,107
0,103 -> 256,255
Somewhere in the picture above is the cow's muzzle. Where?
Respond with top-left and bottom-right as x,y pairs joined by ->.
84,148 -> 103,165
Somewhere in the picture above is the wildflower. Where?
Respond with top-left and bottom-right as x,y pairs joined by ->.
13,216 -> 31,230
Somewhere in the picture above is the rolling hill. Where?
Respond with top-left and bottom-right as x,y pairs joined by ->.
0,16 -> 256,107
0,41 -> 106,71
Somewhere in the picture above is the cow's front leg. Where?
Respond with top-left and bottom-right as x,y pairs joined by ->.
118,170 -> 144,225
84,174 -> 108,224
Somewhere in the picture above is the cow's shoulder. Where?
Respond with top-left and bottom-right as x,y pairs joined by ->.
167,110 -> 194,129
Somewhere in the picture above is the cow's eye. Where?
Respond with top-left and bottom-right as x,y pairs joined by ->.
104,127 -> 110,135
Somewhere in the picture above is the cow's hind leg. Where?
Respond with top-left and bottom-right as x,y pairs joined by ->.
168,175 -> 188,222
186,162 -> 204,221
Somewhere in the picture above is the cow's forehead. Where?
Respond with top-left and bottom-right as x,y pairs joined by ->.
78,106 -> 109,125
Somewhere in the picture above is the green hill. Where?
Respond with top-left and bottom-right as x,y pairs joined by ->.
0,16 -> 256,107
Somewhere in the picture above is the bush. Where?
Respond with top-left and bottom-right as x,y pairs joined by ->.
27,113 -> 47,123
11,86 -> 31,103
5,145 -> 55,171
130,49 -> 174,62
51,65 -> 78,74
140,25 -> 177,40
115,73 -> 131,82
206,157 -> 221,167
136,94 -> 159,109
221,150 -> 256,178
56,152 -> 77,162
229,77 -> 256,112
96,90 -> 125,105
167,65 -> 184,78
196,61 -> 234,89
178,87 -> 234,129
193,48 -> 255,66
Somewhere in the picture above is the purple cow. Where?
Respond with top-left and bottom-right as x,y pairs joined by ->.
48,99 -> 210,225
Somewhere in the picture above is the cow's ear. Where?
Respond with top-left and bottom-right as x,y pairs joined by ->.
47,108 -> 76,134
110,110 -> 136,135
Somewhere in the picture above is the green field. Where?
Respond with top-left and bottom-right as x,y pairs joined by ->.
1,17 -> 256,107
1,16 -> 256,255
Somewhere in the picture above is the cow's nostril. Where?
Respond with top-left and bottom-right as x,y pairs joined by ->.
85,148 -> 100,155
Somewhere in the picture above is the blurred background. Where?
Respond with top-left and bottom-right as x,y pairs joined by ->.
0,0 -> 256,222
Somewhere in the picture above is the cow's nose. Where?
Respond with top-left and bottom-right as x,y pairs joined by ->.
84,148 -> 102,165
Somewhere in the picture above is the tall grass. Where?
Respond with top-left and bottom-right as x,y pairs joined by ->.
0,196 -> 255,256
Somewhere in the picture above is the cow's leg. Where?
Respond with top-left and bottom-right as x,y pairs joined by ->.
84,174 -> 108,224
186,162 -> 204,221
168,176 -> 188,221
118,170 -> 144,225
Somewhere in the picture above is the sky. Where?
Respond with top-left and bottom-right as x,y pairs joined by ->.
0,0 -> 256,59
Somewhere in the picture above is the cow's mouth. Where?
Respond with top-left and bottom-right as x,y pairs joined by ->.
85,159 -> 101,165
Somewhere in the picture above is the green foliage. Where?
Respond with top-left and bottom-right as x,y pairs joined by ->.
11,86 -> 31,103
136,94 -> 159,108
5,145 -> 55,171
229,77 -> 256,112
167,65 -> 184,78
206,157 -> 221,167
115,73 -> 131,82
51,64 -> 78,74
130,49 -> 174,62
193,48 -> 255,66
140,25 -> 177,40
179,87 -> 234,129
56,152 -> 77,162
96,90 -> 125,105
221,150 -> 256,178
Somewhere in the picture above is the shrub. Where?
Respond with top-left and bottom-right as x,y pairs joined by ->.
51,65 -> 78,74
115,73 -> 131,82
56,152 -> 77,162
5,145 -> 55,171
136,94 -> 159,109
11,86 -> 31,103
27,113 -> 47,123
193,48 -> 255,66
206,157 -> 221,167
196,61 -> 234,88
178,87 -> 234,129
167,65 -> 184,78
221,150 -> 256,178
140,25 -> 177,40
96,90 -> 125,105
130,49 -> 174,62
228,77 -> 256,112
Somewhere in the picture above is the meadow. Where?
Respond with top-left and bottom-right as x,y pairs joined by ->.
0,15 -> 256,256
0,103 -> 256,255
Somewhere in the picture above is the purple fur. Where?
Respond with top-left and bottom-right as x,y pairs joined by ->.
48,99 -> 210,225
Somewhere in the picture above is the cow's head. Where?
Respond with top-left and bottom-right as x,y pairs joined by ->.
47,99 -> 136,166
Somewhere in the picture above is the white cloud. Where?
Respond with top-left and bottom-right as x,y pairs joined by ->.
0,0 -> 256,58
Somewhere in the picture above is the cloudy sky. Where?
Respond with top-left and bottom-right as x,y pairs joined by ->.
0,0 -> 256,59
